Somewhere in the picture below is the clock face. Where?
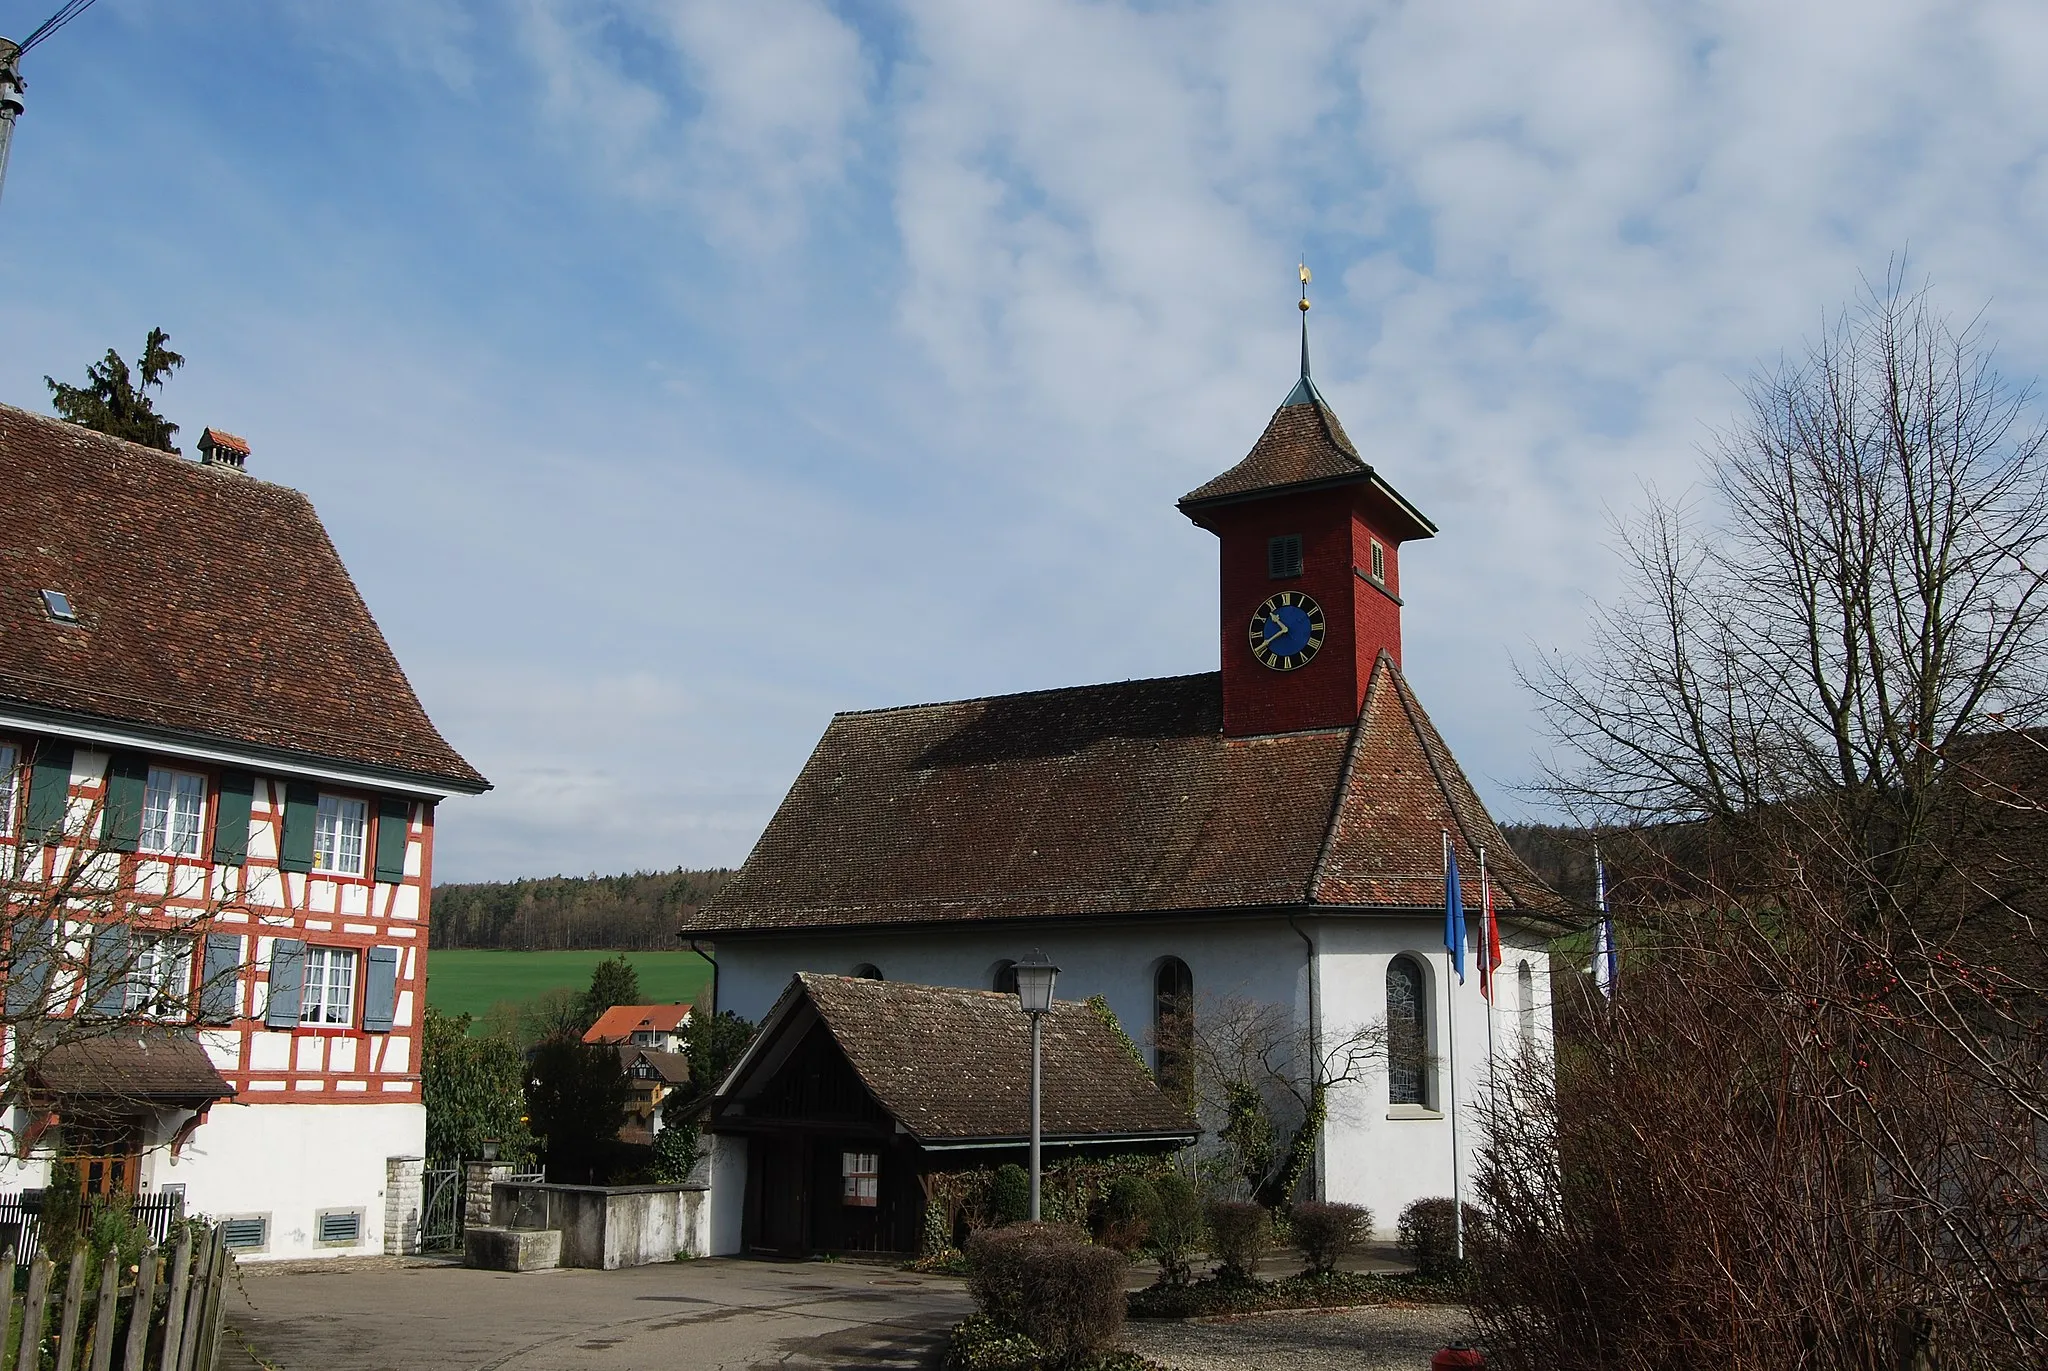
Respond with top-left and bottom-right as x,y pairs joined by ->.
1249,591 -> 1326,671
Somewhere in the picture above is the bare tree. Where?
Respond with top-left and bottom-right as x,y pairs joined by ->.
3,771 -> 241,1162
1484,272 -> 2048,1369
1183,993 -> 1386,1211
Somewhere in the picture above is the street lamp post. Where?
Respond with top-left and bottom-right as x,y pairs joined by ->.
1012,950 -> 1059,1223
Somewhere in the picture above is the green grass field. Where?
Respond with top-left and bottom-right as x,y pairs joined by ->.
425,949 -> 712,1023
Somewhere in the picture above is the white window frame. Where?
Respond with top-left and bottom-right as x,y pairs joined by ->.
300,946 -> 359,1028
1369,540 -> 1387,583
140,766 -> 208,858
125,935 -> 195,1018
0,742 -> 19,840
312,793 -> 369,876
842,1151 -> 879,1208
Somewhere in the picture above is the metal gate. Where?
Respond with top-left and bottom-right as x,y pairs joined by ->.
420,1167 -> 464,1253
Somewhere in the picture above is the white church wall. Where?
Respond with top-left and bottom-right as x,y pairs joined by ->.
714,917 -> 1309,1079
715,913 -> 1555,1245
142,1101 -> 425,1260
1315,917 -> 1558,1237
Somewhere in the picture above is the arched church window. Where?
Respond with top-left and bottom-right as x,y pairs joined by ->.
1387,955 -> 1429,1106
851,963 -> 883,981
991,960 -> 1019,995
1517,960 -> 1535,1053
1153,957 -> 1194,1098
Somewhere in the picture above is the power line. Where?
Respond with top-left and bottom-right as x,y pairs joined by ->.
18,0 -> 102,56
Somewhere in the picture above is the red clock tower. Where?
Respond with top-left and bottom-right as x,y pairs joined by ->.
1179,307 -> 1435,739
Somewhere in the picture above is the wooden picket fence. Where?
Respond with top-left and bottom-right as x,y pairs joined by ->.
0,1223 -> 230,1371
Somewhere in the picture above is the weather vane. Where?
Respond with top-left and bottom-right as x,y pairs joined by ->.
1299,260 -> 1311,312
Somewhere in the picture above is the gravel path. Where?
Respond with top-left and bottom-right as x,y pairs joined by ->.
1127,1303 -> 1479,1371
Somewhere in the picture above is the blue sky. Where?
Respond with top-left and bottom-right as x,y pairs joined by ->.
3,1 -> 2046,882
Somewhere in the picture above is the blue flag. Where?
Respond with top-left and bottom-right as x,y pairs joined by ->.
1444,837 -> 1467,984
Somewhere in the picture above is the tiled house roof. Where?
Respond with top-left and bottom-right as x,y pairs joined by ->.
0,404 -> 486,792
686,653 -> 1562,935
726,974 -> 1195,1144
615,1046 -> 691,1084
34,1027 -> 235,1105
584,1003 -> 692,1044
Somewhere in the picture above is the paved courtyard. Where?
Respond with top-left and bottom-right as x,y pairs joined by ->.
226,1257 -> 971,1371
226,1255 -> 1472,1371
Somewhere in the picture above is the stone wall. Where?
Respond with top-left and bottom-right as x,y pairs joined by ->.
491,1181 -> 709,1269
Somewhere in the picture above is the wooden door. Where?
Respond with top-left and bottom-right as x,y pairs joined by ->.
753,1136 -> 809,1258
70,1121 -> 141,1199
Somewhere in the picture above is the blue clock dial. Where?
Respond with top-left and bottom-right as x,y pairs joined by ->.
1249,592 -> 1327,671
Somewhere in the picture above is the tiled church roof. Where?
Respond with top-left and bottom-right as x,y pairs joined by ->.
0,404 -> 486,792
685,654 -> 1561,935
1178,380 -> 1436,543
722,974 -> 1195,1144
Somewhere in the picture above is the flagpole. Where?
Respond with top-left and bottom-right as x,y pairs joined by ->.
1443,829 -> 1464,1263
1481,845 -> 1495,1106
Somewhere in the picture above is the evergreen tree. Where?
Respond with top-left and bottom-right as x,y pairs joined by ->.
45,328 -> 185,452
524,1037 -> 631,1184
577,954 -> 642,1031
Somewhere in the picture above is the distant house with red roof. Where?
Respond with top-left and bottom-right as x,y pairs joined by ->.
682,334 -> 1565,1255
581,1002 -> 691,1055
0,404 -> 488,1260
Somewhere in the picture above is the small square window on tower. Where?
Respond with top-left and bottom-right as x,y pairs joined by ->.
1369,540 -> 1386,583
1268,534 -> 1304,579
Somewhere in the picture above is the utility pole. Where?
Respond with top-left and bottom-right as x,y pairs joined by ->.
0,39 -> 23,212
0,1 -> 108,212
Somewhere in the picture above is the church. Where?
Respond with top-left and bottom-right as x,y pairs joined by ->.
681,303 -> 1564,1252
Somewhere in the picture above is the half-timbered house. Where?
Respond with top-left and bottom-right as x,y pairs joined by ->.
0,404 -> 487,1259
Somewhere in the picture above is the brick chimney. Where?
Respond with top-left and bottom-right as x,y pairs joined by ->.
196,428 -> 250,472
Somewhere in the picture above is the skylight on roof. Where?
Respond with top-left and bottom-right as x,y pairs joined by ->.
39,589 -> 77,622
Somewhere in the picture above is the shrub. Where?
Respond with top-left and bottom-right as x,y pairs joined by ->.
966,1222 -> 1091,1327
1397,1196 -> 1482,1277
990,1164 -> 1031,1226
1143,1172 -> 1204,1287
964,1223 -> 1126,1368
1289,1200 -> 1371,1275
1099,1175 -> 1159,1253
649,1121 -> 701,1184
1205,1200 -> 1269,1283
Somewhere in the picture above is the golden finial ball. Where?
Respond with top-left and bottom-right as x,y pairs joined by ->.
1299,298 -> 1311,311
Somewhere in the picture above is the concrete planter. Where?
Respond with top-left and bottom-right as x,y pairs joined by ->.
491,1181 -> 710,1270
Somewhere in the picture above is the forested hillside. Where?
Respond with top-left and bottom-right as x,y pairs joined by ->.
429,868 -> 737,949
431,826 -> 1591,951
1500,822 -> 1598,908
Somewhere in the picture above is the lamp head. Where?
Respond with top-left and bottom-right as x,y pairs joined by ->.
1014,950 -> 1059,1016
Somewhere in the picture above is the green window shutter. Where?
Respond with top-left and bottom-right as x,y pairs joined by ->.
198,933 -> 245,1024
361,946 -> 400,1032
6,919 -> 56,1016
278,781 -> 318,873
24,743 -> 74,843
265,939 -> 307,1028
88,924 -> 132,1016
373,799 -> 411,884
103,752 -> 149,853
210,770 -> 256,867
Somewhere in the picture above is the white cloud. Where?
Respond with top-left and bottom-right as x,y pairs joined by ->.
8,0 -> 2048,879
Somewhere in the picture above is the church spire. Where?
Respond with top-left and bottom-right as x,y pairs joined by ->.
1299,260 -> 1312,380
1284,260 -> 1320,407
